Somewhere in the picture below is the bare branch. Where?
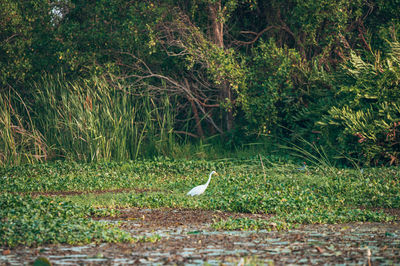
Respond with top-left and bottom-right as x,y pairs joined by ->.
236,26 -> 279,45
2,34 -> 19,44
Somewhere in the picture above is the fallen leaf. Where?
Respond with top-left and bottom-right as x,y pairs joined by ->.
315,246 -> 323,253
2,250 -> 10,255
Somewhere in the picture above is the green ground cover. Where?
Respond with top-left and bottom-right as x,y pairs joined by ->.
0,194 -> 133,247
1,156 -> 399,247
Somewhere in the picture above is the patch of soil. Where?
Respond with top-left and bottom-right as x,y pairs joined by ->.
385,208 -> 400,217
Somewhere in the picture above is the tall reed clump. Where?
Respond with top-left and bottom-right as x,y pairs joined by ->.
0,90 -> 47,165
33,75 -> 176,162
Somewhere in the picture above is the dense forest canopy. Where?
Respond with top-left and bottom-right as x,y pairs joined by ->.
0,0 -> 399,166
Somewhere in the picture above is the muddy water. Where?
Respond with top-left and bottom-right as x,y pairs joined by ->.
1,209 -> 399,265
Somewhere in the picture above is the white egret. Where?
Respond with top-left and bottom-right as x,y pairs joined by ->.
187,171 -> 218,196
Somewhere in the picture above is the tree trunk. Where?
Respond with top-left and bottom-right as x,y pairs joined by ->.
209,2 -> 224,48
209,1 -> 233,132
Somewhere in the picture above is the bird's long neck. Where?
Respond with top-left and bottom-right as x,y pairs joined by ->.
205,172 -> 214,186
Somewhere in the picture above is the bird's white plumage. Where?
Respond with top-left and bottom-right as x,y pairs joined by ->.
187,171 -> 217,196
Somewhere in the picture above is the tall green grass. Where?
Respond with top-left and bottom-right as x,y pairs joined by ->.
0,75 -> 180,165
33,74 -> 177,162
279,136 -> 336,174
0,90 -> 47,165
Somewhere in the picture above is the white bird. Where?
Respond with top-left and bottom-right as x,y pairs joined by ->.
187,171 -> 218,196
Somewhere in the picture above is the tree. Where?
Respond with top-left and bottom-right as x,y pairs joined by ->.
0,0 -> 56,89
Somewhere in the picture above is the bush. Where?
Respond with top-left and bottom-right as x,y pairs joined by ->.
240,39 -> 333,138
318,41 -> 400,165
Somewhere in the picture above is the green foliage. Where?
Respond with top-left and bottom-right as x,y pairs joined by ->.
231,0 -> 365,60
278,0 -> 363,58
212,205 -> 393,230
0,193 -> 133,247
241,39 -> 333,136
2,158 -> 398,230
364,3 -> 400,53
0,0 -> 57,86
32,75 -> 176,162
318,41 -> 400,165
242,39 -> 298,132
53,0 -> 167,76
279,136 -> 336,174
1,0 -> 400,166
0,158 -> 225,193
170,15 -> 246,93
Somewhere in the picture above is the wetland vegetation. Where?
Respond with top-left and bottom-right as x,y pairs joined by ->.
1,157 -> 399,248
1,0 -> 400,264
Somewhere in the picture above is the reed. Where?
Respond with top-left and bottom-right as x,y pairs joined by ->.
0,90 -> 47,165
278,135 -> 337,174
32,74 -> 177,162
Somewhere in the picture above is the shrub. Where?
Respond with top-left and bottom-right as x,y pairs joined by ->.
240,39 -> 333,138
318,41 -> 400,165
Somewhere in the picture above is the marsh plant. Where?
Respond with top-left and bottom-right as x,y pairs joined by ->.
0,91 -> 47,165
31,75 -> 176,162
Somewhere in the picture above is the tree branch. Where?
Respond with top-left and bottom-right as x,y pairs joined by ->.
236,26 -> 279,45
